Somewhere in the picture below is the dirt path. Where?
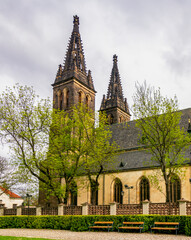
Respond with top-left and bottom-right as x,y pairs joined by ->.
0,229 -> 190,240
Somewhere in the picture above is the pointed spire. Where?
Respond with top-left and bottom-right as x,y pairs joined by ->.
63,15 -> 87,76
73,15 -> 79,33
54,64 -> 63,82
100,55 -> 130,122
52,15 -> 95,91
107,54 -> 124,100
87,70 -> 95,91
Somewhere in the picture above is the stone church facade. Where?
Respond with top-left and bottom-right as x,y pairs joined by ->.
50,16 -> 191,206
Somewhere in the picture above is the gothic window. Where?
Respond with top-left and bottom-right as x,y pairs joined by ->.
86,95 -> 89,109
119,116 -> 123,123
60,93 -> 63,110
170,175 -> 181,202
55,94 -> 58,108
78,92 -> 82,104
114,178 -> 123,204
108,114 -> 114,124
66,90 -> 69,108
70,182 -> 77,206
140,177 -> 150,202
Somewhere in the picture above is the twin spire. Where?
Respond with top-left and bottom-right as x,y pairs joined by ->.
53,15 -> 95,92
53,15 -> 130,123
100,54 -> 130,123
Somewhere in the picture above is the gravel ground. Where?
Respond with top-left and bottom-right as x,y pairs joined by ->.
0,229 -> 190,240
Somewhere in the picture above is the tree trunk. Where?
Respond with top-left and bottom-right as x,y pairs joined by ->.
90,180 -> 99,205
165,179 -> 171,203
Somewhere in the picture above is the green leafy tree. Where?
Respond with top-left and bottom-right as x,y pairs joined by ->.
78,111 -> 118,205
133,81 -> 191,202
0,84 -> 118,205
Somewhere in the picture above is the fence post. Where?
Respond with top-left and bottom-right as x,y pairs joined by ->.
0,207 -> 4,216
82,202 -> 89,215
17,206 -> 22,215
36,206 -> 42,216
142,200 -> 149,214
110,202 -> 117,215
178,198 -> 187,215
58,203 -> 64,216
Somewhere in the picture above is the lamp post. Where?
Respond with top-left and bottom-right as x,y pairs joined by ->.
26,193 -> 32,216
121,191 -> 124,204
124,185 -> 133,204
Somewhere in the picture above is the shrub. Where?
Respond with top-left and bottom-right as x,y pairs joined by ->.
0,215 -> 190,235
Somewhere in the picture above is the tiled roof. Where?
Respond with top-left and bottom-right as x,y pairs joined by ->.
107,108 -> 191,171
0,186 -> 22,199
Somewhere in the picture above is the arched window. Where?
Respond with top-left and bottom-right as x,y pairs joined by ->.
78,92 -> 82,104
170,175 -> 181,202
60,93 -> 63,110
114,178 -> 123,204
55,94 -> 58,108
108,114 -> 114,124
70,182 -> 77,206
66,90 -> 69,108
86,95 -> 89,109
140,177 -> 150,202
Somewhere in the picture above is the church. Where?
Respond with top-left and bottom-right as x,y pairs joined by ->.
49,15 -> 191,206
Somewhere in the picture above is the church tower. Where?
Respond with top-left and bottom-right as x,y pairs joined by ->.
52,16 -> 96,112
100,55 -> 130,124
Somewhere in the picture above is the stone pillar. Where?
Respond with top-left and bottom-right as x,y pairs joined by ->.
178,198 -> 187,215
82,202 -> 89,215
17,206 -> 22,216
0,207 -> 4,216
142,200 -> 150,214
36,206 -> 42,216
110,202 -> 117,215
58,203 -> 64,216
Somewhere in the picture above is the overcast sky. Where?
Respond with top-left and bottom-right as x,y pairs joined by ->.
1,0 -> 191,156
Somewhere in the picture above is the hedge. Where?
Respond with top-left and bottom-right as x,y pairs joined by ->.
0,215 -> 191,235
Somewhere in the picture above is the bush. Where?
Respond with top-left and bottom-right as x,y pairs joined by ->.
0,215 -> 190,235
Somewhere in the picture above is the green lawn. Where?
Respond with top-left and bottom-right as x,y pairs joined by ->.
0,237 -> 58,240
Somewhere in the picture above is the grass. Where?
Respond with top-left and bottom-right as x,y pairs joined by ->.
0,237 -> 58,240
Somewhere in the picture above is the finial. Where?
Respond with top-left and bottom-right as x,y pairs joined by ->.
73,15 -> 79,25
113,54 -> 118,63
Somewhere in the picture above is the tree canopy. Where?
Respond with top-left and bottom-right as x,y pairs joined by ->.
133,81 -> 191,202
0,84 -> 118,205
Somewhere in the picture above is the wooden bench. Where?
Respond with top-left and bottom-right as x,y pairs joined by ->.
118,221 -> 145,233
150,222 -> 179,235
89,221 -> 114,232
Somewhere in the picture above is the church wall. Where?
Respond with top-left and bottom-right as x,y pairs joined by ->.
76,166 -> 191,205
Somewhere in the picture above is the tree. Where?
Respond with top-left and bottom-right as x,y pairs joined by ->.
77,111 -> 118,205
0,84 -> 118,205
132,81 -> 191,202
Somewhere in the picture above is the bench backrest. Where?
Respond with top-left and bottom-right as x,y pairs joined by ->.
123,222 -> 144,225
154,222 -> 179,225
94,221 -> 113,224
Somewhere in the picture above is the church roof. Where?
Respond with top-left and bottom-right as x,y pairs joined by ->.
106,108 -> 191,172
52,16 -> 95,92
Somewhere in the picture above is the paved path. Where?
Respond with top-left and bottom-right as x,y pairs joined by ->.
0,229 -> 191,240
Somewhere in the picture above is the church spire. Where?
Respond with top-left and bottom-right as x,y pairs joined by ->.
107,55 -> 124,101
52,16 -> 96,113
100,55 -> 130,124
53,15 -> 95,92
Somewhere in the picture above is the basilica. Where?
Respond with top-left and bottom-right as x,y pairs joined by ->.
43,16 -> 191,206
